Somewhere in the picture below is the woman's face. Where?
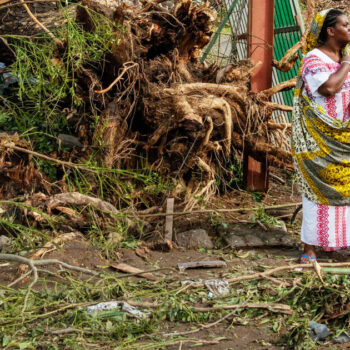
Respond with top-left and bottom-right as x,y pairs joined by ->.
332,15 -> 350,45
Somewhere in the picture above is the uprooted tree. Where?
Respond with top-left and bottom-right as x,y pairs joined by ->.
79,0 -> 298,179
0,0 -> 317,208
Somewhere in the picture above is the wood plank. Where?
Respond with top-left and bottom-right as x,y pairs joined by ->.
164,198 -> 174,250
177,260 -> 227,272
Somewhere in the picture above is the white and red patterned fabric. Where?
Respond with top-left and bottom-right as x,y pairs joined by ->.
300,48 -> 350,250
302,48 -> 350,121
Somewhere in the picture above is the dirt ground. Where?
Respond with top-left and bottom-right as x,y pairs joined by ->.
1,245 -> 300,349
0,170 -> 312,349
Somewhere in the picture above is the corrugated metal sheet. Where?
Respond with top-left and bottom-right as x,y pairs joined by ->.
226,0 -> 248,61
272,0 -> 302,122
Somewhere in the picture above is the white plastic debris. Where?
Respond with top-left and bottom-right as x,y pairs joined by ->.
0,62 -> 37,94
204,279 -> 230,297
0,62 -> 19,93
86,301 -> 150,319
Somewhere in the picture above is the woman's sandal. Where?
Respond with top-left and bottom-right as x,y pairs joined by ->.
300,254 -> 317,264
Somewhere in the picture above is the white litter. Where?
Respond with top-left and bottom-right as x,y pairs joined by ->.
204,279 -> 230,297
87,301 -> 150,319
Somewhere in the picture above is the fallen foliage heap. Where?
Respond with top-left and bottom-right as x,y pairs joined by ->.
0,0 -> 303,207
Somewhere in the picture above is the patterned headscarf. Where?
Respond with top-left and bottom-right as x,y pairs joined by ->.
304,9 -> 332,55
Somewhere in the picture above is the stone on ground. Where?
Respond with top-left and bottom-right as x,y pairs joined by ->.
176,229 -> 213,249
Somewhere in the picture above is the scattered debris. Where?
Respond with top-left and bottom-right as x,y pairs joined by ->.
181,279 -> 203,287
0,62 -> 18,94
110,262 -> 161,281
57,134 -> 83,149
87,301 -> 151,319
135,247 -> 151,260
177,260 -> 226,272
204,279 -> 230,297
2,0 -> 349,348
332,332 -> 350,344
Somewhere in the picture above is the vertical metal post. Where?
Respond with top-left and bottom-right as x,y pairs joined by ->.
243,0 -> 275,192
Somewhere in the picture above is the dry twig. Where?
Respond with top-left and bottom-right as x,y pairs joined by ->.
19,0 -> 64,47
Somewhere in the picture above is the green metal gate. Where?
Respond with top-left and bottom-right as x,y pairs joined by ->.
273,0 -> 303,113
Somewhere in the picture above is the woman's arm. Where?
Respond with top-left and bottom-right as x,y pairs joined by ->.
318,55 -> 350,96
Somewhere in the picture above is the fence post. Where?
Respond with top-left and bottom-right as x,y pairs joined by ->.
243,0 -> 275,192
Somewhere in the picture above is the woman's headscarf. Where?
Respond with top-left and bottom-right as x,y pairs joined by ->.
294,9 -> 333,99
292,9 -> 350,206
304,9 -> 332,55
296,8 -> 350,96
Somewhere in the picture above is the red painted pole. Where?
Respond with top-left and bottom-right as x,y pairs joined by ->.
244,0 -> 275,192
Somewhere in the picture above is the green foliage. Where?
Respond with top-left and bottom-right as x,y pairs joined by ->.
2,250 -> 350,349
250,191 -> 264,202
0,6 -> 119,178
227,156 -> 244,189
252,208 -> 279,226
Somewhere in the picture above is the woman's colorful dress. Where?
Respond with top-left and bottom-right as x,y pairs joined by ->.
300,48 -> 350,250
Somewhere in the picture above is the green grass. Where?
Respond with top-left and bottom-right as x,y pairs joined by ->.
1,260 -> 350,349
0,5 -> 118,173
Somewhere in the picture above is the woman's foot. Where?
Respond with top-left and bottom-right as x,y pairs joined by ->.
300,244 -> 317,264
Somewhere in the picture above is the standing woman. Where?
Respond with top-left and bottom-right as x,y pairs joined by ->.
292,9 -> 350,263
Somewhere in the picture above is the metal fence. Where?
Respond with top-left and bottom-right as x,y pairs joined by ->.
202,0 -> 304,123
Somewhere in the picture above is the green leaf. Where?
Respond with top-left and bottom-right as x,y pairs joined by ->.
2,336 -> 10,346
236,251 -> 250,259
105,320 -> 113,331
